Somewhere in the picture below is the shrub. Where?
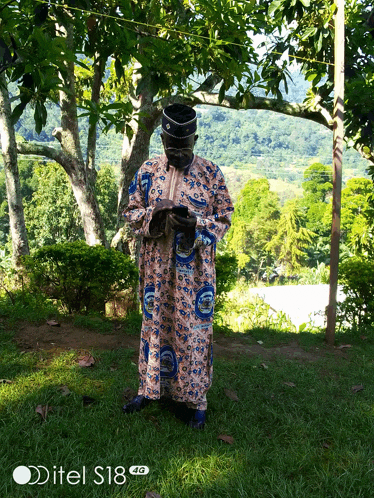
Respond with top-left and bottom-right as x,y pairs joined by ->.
337,257 -> 374,329
23,241 -> 138,314
298,262 -> 330,285
215,252 -> 238,310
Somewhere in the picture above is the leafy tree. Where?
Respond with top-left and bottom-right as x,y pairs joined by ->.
0,157 -> 39,248
3,0 -> 374,264
299,162 -> 333,235
261,0 -> 374,169
265,199 -> 316,273
95,164 -> 118,241
1,0 -> 266,255
322,177 -> 373,240
227,178 -> 281,279
23,162 -> 118,249
319,177 -> 374,258
302,163 -> 333,203
24,163 -> 84,248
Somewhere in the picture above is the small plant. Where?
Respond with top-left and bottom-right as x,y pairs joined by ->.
297,262 -> 330,285
214,284 -> 296,333
336,257 -> 374,329
215,252 -> 238,310
23,241 -> 138,314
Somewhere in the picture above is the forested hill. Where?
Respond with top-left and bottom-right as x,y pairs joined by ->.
12,71 -> 370,201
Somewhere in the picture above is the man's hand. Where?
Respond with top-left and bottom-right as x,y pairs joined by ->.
152,199 -> 175,217
168,212 -> 197,232
149,199 -> 176,237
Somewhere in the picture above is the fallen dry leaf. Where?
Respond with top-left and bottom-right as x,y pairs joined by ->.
257,340 -> 263,345
0,379 -> 13,384
78,354 -> 95,367
60,385 -> 71,396
47,320 -> 60,327
224,388 -> 239,401
283,382 -> 296,387
336,344 -> 352,350
360,335 -> 367,340
82,395 -> 97,406
36,404 -> 53,421
323,442 -> 331,449
146,415 -> 160,429
260,363 -> 268,369
351,385 -> 364,393
145,493 -> 162,498
217,434 -> 234,444
110,365 -> 118,372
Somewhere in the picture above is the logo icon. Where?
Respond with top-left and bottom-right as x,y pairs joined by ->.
195,286 -> 215,319
13,465 -> 49,485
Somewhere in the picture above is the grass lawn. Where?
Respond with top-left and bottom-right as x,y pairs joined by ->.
1,315 -> 374,498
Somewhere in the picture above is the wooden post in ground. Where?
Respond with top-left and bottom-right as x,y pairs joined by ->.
326,0 -> 345,345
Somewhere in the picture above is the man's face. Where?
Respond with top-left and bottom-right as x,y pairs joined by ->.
161,133 -> 198,169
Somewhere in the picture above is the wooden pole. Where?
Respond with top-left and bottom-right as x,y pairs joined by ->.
326,0 -> 345,345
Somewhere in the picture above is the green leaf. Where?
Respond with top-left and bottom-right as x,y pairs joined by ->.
307,73 -> 318,81
34,101 -> 47,134
301,27 -> 317,40
268,0 -> 283,16
114,58 -> 124,81
11,103 -> 26,125
74,59 -> 90,71
218,82 -> 225,104
299,0 -> 310,6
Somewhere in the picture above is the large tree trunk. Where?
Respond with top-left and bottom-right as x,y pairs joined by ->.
112,62 -> 162,253
0,73 -> 29,266
51,19 -> 107,247
69,167 -> 107,246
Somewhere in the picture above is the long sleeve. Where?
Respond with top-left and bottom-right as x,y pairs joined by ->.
193,164 -> 234,249
123,166 -> 161,238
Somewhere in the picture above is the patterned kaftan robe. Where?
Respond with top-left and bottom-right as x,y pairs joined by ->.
124,154 -> 233,410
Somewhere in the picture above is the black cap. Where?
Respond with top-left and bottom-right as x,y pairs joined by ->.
162,103 -> 197,139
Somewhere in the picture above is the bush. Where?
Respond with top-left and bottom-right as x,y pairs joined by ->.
0,289 -> 58,322
337,257 -> 374,329
215,252 -> 238,310
298,262 -> 330,285
23,241 -> 138,314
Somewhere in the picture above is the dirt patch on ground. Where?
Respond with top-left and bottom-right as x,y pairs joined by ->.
11,319 -> 347,363
212,337 -> 328,362
12,320 -> 140,359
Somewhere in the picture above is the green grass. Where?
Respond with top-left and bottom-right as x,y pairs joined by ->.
1,314 -> 374,498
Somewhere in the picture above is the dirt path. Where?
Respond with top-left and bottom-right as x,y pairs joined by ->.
11,319 -> 348,363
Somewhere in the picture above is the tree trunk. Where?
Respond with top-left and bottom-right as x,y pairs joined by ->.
0,73 -> 29,266
69,168 -> 107,246
86,54 -> 105,186
117,114 -> 156,227
52,19 -> 107,247
112,106 -> 158,255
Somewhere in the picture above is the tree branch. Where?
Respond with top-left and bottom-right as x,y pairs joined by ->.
86,54 -> 105,183
16,141 -> 69,169
189,91 -> 334,129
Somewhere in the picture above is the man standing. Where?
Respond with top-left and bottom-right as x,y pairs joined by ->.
122,103 -> 233,429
